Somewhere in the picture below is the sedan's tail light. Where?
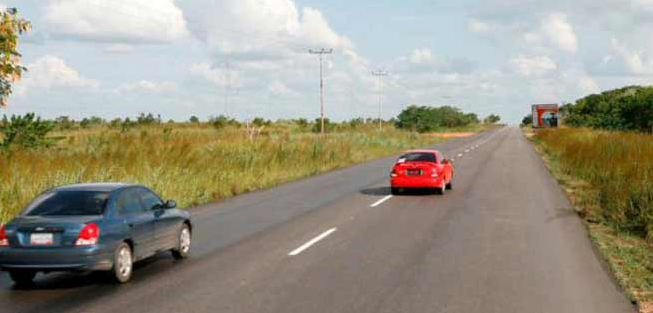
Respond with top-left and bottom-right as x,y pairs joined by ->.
431,170 -> 439,178
390,169 -> 398,177
0,225 -> 8,247
75,223 -> 100,246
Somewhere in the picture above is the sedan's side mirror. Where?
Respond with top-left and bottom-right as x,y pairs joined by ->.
164,200 -> 177,209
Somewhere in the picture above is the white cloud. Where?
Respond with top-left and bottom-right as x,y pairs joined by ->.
467,19 -> 491,33
541,13 -> 578,54
189,63 -> 247,89
15,55 -> 99,96
578,76 -> 601,94
269,80 -> 300,97
117,80 -> 177,94
44,0 -> 189,44
105,44 -> 134,53
409,48 -> 438,65
182,0 -> 352,58
610,38 -> 651,75
509,55 -> 558,76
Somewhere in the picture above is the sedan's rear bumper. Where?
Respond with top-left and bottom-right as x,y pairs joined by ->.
390,176 -> 445,188
0,245 -> 114,272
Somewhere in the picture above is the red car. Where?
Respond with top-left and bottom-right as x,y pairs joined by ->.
389,149 -> 454,195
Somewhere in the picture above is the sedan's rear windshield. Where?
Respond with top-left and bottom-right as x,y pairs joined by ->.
399,152 -> 436,163
22,191 -> 110,216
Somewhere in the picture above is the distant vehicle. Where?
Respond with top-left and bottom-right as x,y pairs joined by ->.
390,149 -> 454,195
0,183 -> 192,286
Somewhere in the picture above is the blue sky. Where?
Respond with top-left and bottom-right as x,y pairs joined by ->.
2,0 -> 653,123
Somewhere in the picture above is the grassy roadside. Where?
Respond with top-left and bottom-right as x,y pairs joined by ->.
524,127 -> 653,313
0,123 -> 484,224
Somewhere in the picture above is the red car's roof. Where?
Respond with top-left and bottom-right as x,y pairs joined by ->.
403,149 -> 439,154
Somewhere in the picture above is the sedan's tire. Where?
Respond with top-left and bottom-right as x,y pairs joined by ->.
8,270 -> 36,287
172,223 -> 191,260
435,183 -> 446,195
390,187 -> 401,195
111,242 -> 133,283
446,176 -> 453,190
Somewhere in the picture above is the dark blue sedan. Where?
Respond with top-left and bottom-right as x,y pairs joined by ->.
0,183 -> 192,285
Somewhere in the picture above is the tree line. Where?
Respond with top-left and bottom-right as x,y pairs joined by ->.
395,105 -> 498,133
560,86 -> 653,133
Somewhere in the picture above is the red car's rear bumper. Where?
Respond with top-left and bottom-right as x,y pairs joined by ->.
390,176 -> 445,188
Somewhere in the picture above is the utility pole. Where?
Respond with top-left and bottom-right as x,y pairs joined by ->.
309,48 -> 333,134
223,56 -> 232,117
372,70 -> 389,131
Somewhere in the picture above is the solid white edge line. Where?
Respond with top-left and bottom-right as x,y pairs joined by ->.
370,195 -> 393,207
288,228 -> 337,256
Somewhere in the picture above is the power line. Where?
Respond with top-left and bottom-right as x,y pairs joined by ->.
372,70 -> 389,131
309,48 -> 333,134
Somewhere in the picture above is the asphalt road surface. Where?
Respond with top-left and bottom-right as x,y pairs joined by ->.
0,127 -> 635,313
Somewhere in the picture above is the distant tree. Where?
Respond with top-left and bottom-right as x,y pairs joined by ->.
483,114 -> 501,124
312,118 -> 332,133
294,118 -> 309,130
189,116 -> 200,123
80,116 -> 105,128
0,8 -> 30,107
0,113 -> 54,149
120,118 -> 135,132
521,114 -> 533,127
396,105 -> 479,133
209,115 -> 238,130
251,117 -> 271,127
136,113 -> 160,125
348,118 -> 364,129
54,116 -> 75,130
109,118 -> 122,129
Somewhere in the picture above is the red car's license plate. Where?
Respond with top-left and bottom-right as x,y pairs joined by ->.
30,233 -> 54,245
406,169 -> 422,176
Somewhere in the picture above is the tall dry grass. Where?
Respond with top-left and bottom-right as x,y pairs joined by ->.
535,128 -> 653,239
0,124 -> 442,223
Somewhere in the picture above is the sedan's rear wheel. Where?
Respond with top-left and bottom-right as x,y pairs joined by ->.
111,242 -> 133,283
390,187 -> 400,195
435,182 -> 446,195
172,223 -> 191,260
446,176 -> 453,190
8,270 -> 36,287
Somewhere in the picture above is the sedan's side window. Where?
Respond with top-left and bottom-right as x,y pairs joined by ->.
137,188 -> 163,211
114,189 -> 145,215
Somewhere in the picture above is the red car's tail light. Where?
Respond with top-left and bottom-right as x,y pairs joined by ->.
390,169 -> 398,178
0,225 -> 8,247
75,223 -> 100,246
431,170 -> 439,178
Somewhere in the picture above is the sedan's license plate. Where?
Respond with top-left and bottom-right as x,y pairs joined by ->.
30,233 -> 53,245
407,169 -> 421,176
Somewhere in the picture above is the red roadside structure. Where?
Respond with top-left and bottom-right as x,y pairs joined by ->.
531,104 -> 559,128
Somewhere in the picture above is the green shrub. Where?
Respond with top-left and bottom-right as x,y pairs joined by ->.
0,113 -> 55,149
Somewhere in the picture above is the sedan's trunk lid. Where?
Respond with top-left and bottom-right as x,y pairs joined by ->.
8,215 -> 102,248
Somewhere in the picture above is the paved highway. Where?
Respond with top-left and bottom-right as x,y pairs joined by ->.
0,127 -> 634,313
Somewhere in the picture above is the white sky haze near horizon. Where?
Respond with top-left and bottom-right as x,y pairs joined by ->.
2,0 -> 653,123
